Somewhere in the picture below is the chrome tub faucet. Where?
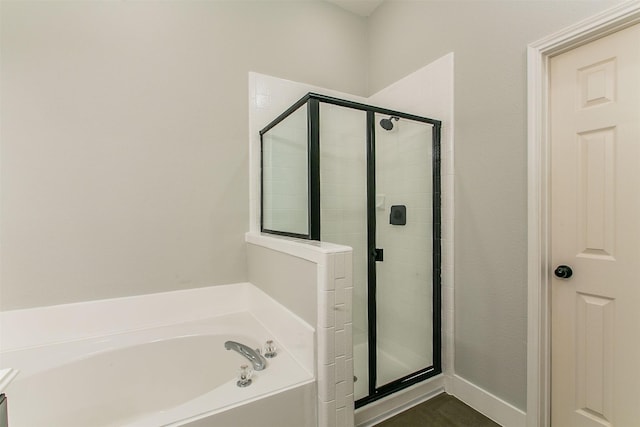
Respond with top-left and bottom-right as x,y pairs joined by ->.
224,341 -> 267,371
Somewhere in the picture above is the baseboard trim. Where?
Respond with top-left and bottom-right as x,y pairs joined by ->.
450,375 -> 526,427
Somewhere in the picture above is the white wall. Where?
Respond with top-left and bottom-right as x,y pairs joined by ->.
367,0 -> 622,411
0,1 -> 367,310
247,244 -> 317,326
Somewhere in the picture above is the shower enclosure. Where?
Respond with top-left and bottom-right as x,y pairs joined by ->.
260,93 -> 441,407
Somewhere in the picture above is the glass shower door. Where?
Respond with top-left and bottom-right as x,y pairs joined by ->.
318,103 -> 369,400
374,113 -> 434,388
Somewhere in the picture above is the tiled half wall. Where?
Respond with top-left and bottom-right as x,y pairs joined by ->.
246,233 -> 355,427
317,250 -> 354,427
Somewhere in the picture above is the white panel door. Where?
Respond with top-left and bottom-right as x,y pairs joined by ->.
550,23 -> 640,427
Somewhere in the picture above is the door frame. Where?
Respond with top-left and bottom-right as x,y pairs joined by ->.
526,3 -> 640,427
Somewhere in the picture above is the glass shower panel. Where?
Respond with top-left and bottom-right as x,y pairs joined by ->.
261,104 -> 309,236
374,114 -> 434,388
318,103 -> 369,400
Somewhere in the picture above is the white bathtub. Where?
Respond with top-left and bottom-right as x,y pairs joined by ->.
0,284 -> 316,427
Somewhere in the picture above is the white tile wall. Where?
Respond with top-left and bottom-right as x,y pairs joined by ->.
262,104 -> 309,235
317,251 -> 355,427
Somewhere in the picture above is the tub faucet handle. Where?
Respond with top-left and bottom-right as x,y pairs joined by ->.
264,340 -> 277,358
237,364 -> 253,387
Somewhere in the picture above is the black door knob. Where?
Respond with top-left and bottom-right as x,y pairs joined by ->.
554,265 -> 573,279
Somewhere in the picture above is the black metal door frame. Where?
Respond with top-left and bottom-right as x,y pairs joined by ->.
357,106 -> 442,408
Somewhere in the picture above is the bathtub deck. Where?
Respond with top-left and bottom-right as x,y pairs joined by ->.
2,311 -> 314,427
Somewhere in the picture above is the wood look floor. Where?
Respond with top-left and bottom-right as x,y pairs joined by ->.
375,393 -> 501,427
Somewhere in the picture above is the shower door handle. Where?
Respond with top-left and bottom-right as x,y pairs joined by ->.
371,248 -> 384,262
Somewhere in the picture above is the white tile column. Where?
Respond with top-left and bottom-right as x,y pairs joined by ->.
317,251 -> 354,427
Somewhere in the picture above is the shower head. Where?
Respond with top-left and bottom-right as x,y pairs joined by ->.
380,116 -> 399,131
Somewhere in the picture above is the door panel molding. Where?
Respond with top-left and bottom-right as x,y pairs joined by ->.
527,3 -> 640,427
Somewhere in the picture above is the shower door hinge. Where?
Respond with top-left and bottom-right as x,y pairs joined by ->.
373,248 -> 384,262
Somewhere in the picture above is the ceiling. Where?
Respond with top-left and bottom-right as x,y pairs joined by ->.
324,0 -> 384,17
